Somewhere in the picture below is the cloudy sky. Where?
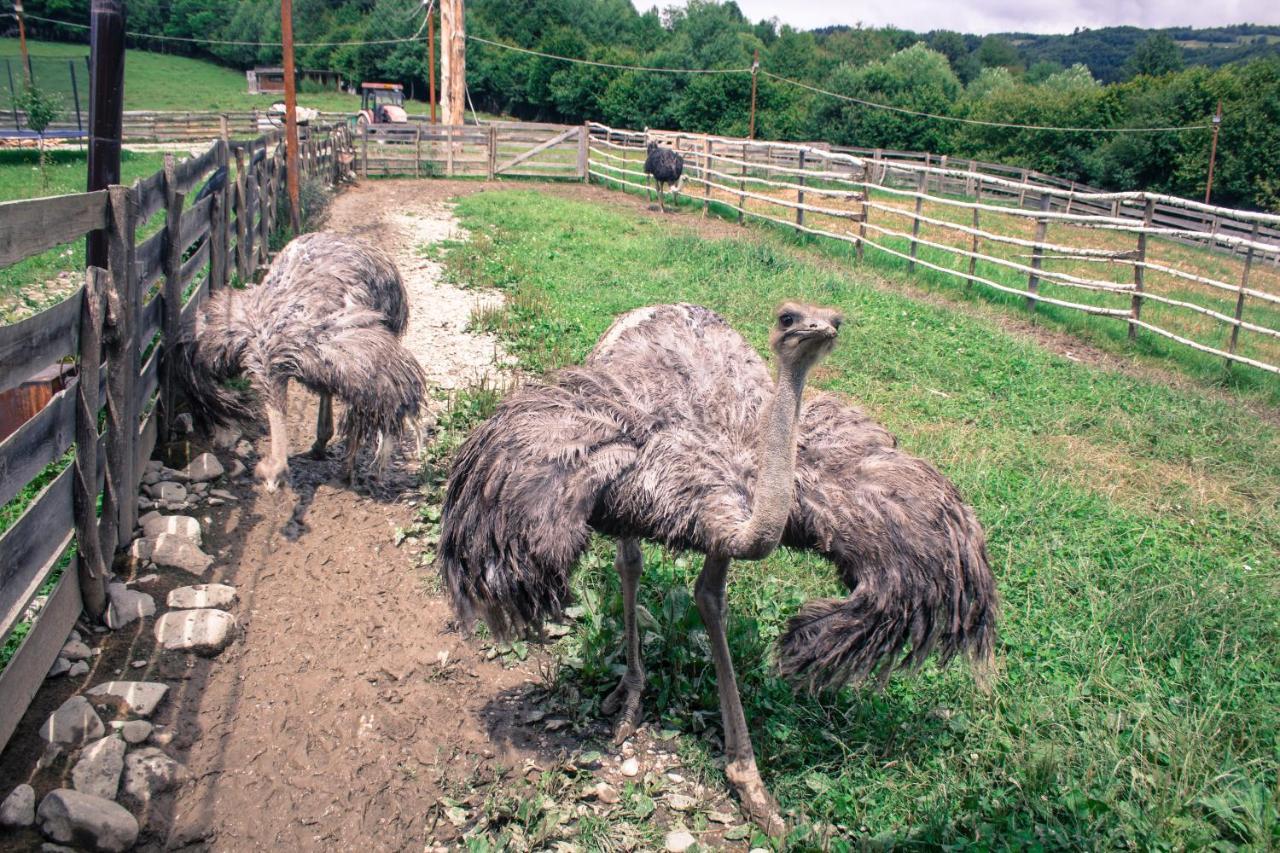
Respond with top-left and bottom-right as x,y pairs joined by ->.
637,0 -> 1280,34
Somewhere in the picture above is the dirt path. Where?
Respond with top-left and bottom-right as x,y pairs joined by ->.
150,181 -> 532,850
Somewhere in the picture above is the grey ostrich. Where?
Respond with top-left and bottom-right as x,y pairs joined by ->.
643,141 -> 684,213
177,231 -> 426,491
439,302 -> 997,833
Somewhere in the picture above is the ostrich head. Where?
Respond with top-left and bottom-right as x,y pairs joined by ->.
769,302 -> 843,370
647,141 -> 660,154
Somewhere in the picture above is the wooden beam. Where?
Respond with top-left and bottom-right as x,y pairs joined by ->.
494,126 -> 578,174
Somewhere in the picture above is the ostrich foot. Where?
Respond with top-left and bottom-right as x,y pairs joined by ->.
308,443 -> 329,461
600,679 -> 644,743
254,458 -> 289,493
726,759 -> 786,838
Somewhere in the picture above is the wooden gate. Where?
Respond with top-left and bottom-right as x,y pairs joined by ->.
359,121 -> 587,181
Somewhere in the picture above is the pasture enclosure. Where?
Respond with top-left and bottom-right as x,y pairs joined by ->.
0,121 -> 353,752
357,121 -> 588,180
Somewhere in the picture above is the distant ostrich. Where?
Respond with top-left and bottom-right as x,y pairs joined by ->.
439,302 -> 997,833
177,231 -> 426,491
643,141 -> 684,213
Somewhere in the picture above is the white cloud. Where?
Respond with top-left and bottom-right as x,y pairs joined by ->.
630,0 -> 1280,34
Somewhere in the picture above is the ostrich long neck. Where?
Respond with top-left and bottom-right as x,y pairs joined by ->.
730,356 -> 810,559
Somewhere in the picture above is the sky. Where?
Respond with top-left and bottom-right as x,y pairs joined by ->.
634,0 -> 1280,34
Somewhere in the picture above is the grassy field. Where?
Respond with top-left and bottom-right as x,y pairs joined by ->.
435,189 -> 1279,849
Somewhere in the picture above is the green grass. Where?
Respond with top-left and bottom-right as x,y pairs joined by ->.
439,189 -> 1280,849
0,148 -> 168,322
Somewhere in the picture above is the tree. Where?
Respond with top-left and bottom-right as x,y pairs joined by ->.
16,85 -> 60,189
1123,33 -> 1185,79
976,35 -> 1022,71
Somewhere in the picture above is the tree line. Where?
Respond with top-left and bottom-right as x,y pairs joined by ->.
20,0 -> 1280,211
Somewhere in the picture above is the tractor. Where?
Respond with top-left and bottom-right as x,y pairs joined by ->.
355,82 -> 409,128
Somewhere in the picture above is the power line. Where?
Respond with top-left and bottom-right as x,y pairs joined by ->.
19,12 -> 428,47
467,34 -> 750,74
761,71 -> 1212,134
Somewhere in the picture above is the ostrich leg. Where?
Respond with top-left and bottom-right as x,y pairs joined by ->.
657,181 -> 666,213
694,554 -> 785,836
255,379 -> 291,492
601,538 -> 645,741
311,392 -> 334,459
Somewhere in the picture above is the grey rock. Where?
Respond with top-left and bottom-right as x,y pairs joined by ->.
119,720 -> 152,744
40,696 -> 104,745
47,656 -> 72,678
141,470 -> 161,486
60,640 -> 91,661
620,757 -> 639,777
145,460 -> 163,474
0,783 -> 35,828
86,681 -> 169,717
42,844 -> 78,852
129,538 -> 155,562
67,661 -> 89,677
592,782 -> 619,804
212,425 -> 241,449
122,747 -> 187,806
209,489 -> 238,502
167,584 -> 237,610
133,573 -> 159,586
105,583 -> 155,630
154,609 -> 237,655
228,459 -> 246,479
36,743 -> 63,771
36,789 -> 138,852
233,440 -> 253,459
71,737 -> 126,800
207,498 -> 224,506
145,481 -> 187,503
141,514 -> 202,545
184,453 -> 224,483
148,533 -> 214,574
158,466 -> 189,483
664,830 -> 696,852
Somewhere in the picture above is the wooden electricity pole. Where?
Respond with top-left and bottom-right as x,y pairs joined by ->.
748,49 -> 759,140
439,0 -> 465,126
281,0 -> 301,234
427,0 -> 437,123
86,0 -> 125,269
14,0 -> 30,83
1204,99 -> 1222,205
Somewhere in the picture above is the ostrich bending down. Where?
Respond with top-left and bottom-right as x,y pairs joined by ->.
643,141 -> 684,213
439,303 -> 997,833
177,231 -> 426,491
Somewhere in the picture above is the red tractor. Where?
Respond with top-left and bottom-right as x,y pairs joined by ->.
355,82 -> 409,128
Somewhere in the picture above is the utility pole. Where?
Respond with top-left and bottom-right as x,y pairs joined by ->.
281,0 -> 301,234
1204,99 -> 1222,205
748,49 -> 759,140
14,0 -> 30,83
427,0 -> 436,123
86,0 -> 125,269
439,0 -> 465,126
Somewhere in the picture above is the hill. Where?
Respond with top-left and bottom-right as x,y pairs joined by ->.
1002,24 -> 1280,82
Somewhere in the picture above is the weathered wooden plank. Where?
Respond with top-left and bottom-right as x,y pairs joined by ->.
139,293 -> 163,346
0,565 -> 82,754
178,194 -> 214,253
0,465 -> 74,646
0,379 -> 76,508
136,230 -> 165,288
0,292 -> 81,395
136,347 -> 160,413
0,192 -> 108,267
136,406 -> 158,477
134,171 -> 167,223
74,268 -> 107,619
174,142 -> 222,194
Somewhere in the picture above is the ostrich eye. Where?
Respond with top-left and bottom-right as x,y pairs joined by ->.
778,312 -> 796,329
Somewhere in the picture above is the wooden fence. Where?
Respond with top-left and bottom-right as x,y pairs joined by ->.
357,121 -> 588,180
586,122 -> 1280,378
0,122 -> 354,752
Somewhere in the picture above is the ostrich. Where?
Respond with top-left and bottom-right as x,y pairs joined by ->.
643,141 -> 684,213
439,302 -> 997,833
176,231 -> 426,491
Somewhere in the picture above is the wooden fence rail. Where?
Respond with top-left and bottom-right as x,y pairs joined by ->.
0,122 -> 354,753
586,122 -> 1280,379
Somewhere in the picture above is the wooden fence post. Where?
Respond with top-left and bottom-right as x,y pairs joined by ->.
577,124 -> 588,183
361,125 -> 369,178
967,204 -> 981,287
74,267 -> 108,619
702,137 -> 711,218
873,148 -> 883,185
487,124 -> 497,180
160,155 -> 185,437
1018,168 -> 1030,208
938,154 -> 948,195
1129,197 -> 1155,340
1226,222 -> 1260,368
856,202 -> 867,263
737,143 -> 747,225
446,125 -> 455,177
104,184 -> 138,547
908,170 -> 926,273
208,140 -> 229,292
234,146 -> 249,283
258,142 -> 272,256
1027,193 -> 1051,312
413,126 -> 421,179
795,149 -> 806,233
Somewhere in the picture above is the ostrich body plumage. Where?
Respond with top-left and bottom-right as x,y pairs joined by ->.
176,231 -> 425,488
643,142 -> 685,211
